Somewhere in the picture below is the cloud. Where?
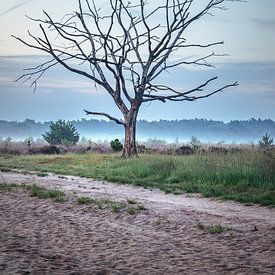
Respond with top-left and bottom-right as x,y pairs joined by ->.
0,0 -> 32,16
252,18 -> 275,29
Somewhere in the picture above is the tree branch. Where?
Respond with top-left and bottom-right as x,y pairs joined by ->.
142,80 -> 239,103
84,110 -> 125,125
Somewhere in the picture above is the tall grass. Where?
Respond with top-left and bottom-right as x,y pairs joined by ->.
0,150 -> 274,206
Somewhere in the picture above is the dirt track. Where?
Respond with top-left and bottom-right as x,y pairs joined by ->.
1,171 -> 275,274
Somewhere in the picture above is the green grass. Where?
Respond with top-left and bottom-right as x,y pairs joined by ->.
0,182 -> 66,202
37,172 -> 48,177
0,182 -> 22,192
126,198 -> 137,204
152,218 -> 162,226
208,224 -> 225,234
76,196 -> 146,214
197,223 -> 228,234
76,196 -> 94,205
30,184 -> 66,202
0,150 -> 274,206
127,205 -> 147,215
76,196 -> 124,212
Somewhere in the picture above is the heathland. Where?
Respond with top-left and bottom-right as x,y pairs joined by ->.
0,141 -> 274,206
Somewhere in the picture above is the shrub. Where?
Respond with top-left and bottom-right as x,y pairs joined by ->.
29,145 -> 60,155
42,119 -> 79,145
110,139 -> 123,152
190,136 -> 201,152
259,133 -> 273,149
175,145 -> 194,155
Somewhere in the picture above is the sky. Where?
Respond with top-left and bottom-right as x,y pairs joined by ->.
0,0 -> 275,122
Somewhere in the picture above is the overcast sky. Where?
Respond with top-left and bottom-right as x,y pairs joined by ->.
0,0 -> 275,122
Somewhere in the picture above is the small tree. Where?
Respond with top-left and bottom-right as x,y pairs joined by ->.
110,139 -> 123,152
42,119 -> 80,145
259,133 -> 273,149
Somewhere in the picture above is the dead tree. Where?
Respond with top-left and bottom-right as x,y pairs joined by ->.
13,0 -> 241,157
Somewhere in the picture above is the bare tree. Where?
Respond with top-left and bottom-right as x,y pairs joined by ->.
13,0 -> 241,157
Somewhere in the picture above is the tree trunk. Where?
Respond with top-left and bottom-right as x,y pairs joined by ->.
122,109 -> 138,157
123,119 -> 137,157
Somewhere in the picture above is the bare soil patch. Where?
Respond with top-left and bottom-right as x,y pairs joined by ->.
1,171 -> 275,274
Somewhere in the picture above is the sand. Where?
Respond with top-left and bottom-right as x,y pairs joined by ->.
0,171 -> 274,274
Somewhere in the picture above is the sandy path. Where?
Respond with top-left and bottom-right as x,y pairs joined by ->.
1,171 -> 275,274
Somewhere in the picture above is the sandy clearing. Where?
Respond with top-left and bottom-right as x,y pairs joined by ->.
1,171 -> 275,274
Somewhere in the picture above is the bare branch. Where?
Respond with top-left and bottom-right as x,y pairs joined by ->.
142,79 -> 239,103
84,109 -> 125,125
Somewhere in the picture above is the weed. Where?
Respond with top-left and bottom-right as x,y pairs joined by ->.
173,189 -> 182,195
96,199 -> 125,213
76,196 -> 147,214
37,172 -> 48,177
76,196 -> 94,205
127,198 -> 137,204
137,204 -> 147,211
0,168 -> 12,172
0,182 -> 65,203
127,205 -> 147,215
208,224 -> 225,234
152,218 -> 162,226
197,222 -> 227,234
111,203 -> 121,213
197,222 -> 205,231
76,196 -> 125,213
30,184 -> 65,203
127,207 -> 139,215
229,232 -> 236,239
53,195 -> 66,203
0,183 -> 19,192
30,184 -> 46,198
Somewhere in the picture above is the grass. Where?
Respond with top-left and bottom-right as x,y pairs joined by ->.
127,205 -> 147,215
208,224 -> 225,234
30,184 -> 66,202
127,198 -> 137,204
76,195 -> 147,214
76,196 -> 124,212
197,223 -> 228,234
0,182 -> 66,203
152,218 -> 162,226
0,182 -> 22,192
0,182 -> 146,213
76,196 -> 94,205
37,172 -> 48,177
0,150 -> 274,206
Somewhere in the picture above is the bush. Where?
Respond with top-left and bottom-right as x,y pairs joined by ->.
40,145 -> 60,154
110,139 -> 123,152
29,145 -> 60,155
42,119 -> 79,145
259,133 -> 273,149
175,145 -> 194,155
190,136 -> 201,152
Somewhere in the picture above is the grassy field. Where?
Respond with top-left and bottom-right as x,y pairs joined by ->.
0,150 -> 274,206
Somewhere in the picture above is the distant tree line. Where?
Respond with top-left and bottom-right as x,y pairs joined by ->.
0,118 -> 274,143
